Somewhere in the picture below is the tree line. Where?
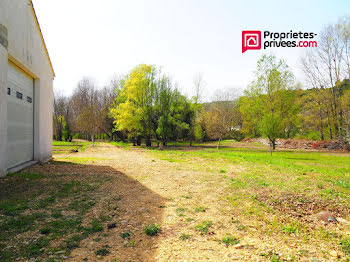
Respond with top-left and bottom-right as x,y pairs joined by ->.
53,16 -> 350,150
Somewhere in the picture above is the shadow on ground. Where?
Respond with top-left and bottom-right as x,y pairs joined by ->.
0,160 -> 165,262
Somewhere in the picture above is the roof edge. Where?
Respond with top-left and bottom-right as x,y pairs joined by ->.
28,0 -> 55,77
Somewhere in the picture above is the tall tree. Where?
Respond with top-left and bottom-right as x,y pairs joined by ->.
111,65 -> 156,146
71,78 -> 102,146
241,54 -> 297,150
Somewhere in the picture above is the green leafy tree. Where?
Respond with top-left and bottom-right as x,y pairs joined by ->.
110,64 -> 156,146
259,114 -> 281,153
241,54 -> 297,150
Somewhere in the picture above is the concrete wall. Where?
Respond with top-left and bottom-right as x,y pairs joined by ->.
0,0 -> 54,175
0,25 -> 8,177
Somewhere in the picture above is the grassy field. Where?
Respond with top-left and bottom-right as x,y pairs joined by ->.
52,141 -> 95,154
1,139 -> 349,261
149,140 -> 350,259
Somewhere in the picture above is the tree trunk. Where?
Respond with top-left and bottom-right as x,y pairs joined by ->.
145,137 -> 152,147
92,134 -> 95,147
217,138 -> 221,149
136,136 -> 141,146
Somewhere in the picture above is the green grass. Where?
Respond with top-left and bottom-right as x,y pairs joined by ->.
180,233 -> 191,240
195,221 -> 213,235
221,236 -> 239,247
340,237 -> 350,256
194,206 -> 206,213
145,140 -> 350,258
0,172 -> 108,261
52,140 -> 95,154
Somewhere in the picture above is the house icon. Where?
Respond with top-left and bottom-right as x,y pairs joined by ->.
242,31 -> 261,53
247,37 -> 257,46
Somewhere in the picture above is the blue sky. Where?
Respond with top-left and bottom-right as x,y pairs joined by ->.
33,0 -> 350,98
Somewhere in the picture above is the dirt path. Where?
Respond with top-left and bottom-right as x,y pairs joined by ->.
80,144 -> 256,261
26,143 -> 338,261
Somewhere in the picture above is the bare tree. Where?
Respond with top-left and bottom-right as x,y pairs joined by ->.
301,18 -> 350,140
98,83 -> 118,140
193,72 -> 206,104
188,73 -> 207,146
71,78 -> 102,146
202,101 -> 234,149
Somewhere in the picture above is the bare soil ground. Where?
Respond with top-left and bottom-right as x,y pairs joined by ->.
2,142 -> 350,261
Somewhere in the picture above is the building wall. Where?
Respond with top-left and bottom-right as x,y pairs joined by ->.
0,26 -> 8,177
0,0 -> 54,176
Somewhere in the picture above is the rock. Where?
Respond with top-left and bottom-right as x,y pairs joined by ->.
60,255 -> 68,260
336,217 -> 349,224
55,251 -> 65,254
121,219 -> 129,225
234,244 -> 243,249
140,207 -> 147,212
107,223 -> 117,229
316,211 -> 337,223
330,250 -> 341,258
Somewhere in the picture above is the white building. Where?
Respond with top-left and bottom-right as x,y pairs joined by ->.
0,0 -> 54,176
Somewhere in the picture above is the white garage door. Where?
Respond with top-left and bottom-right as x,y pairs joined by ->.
7,63 -> 34,169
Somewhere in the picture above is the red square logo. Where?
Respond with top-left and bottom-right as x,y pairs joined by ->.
242,31 -> 261,53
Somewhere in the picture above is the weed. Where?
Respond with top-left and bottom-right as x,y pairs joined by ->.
39,227 -> 52,235
182,195 -> 192,199
95,248 -> 110,256
89,219 -> 104,233
176,207 -> 188,212
144,223 -> 161,236
64,234 -> 83,250
282,224 -> 297,234
219,169 -> 226,173
270,254 -> 282,262
221,236 -> 239,247
195,221 -> 213,234
124,240 -> 136,247
25,237 -> 50,258
51,211 -> 63,218
194,206 -> 206,212
180,233 -> 191,240
340,237 -> 350,256
121,232 -> 132,239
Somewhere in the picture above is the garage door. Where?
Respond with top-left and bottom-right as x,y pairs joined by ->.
7,63 -> 34,169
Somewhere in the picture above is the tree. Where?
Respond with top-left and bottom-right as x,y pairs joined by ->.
202,102 -> 234,149
98,81 -> 119,140
53,90 -> 67,141
110,65 -> 156,146
259,114 -> 281,154
188,73 -> 206,146
241,54 -> 297,150
302,17 -> 350,140
71,78 -> 102,146
340,90 -> 350,147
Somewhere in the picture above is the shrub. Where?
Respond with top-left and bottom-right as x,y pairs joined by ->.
144,223 -> 160,236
